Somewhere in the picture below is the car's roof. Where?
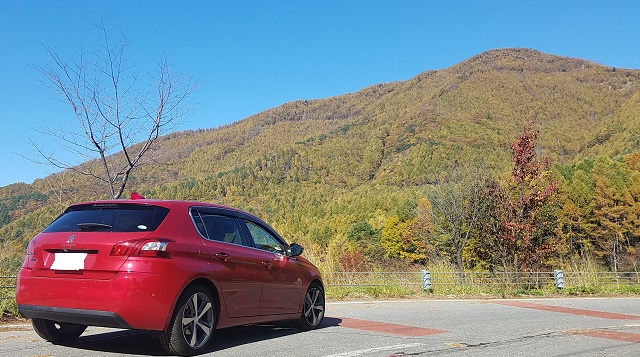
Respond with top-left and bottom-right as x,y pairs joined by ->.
71,199 -> 240,212
68,199 -> 262,221
70,198 -> 281,238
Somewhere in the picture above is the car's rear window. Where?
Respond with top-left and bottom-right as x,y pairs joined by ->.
43,203 -> 170,233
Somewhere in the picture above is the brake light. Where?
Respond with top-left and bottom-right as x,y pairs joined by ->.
110,240 -> 138,256
110,239 -> 172,258
130,192 -> 145,199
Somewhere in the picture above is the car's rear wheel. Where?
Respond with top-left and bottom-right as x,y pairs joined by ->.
299,282 -> 325,329
160,285 -> 216,356
31,318 -> 86,344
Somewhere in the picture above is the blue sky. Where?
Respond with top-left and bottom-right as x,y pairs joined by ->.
1,1 -> 639,187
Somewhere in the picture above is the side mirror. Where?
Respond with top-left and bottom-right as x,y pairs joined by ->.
289,243 -> 304,257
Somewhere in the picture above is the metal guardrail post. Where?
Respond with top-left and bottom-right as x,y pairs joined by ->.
553,269 -> 565,289
421,270 -> 432,291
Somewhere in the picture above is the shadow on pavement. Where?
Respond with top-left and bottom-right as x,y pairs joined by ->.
63,317 -> 343,356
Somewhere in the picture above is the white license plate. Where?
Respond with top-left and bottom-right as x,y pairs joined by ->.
50,253 -> 88,271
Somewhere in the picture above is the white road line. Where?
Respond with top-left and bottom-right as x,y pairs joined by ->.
322,343 -> 424,357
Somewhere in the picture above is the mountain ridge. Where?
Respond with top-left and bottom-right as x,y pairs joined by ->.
1,48 -> 640,272
3,47 -> 639,197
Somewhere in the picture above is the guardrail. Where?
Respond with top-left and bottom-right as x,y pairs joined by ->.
1,276 -> 17,301
1,271 -> 639,301
322,270 -> 640,294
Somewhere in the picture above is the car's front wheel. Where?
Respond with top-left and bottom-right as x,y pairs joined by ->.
160,284 -> 216,356
31,318 -> 86,344
298,282 -> 325,329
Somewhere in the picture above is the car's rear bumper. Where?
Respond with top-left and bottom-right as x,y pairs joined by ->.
16,267 -> 182,331
17,304 -> 132,329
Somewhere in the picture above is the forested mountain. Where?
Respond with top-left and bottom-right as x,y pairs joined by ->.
2,48 -> 640,274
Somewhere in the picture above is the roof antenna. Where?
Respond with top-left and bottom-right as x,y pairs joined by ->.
130,192 -> 145,200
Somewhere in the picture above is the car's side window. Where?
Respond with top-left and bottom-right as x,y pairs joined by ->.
244,220 -> 285,254
192,211 -> 245,246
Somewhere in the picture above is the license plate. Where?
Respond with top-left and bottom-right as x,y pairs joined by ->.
50,253 -> 88,271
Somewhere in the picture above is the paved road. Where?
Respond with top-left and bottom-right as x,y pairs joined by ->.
1,297 -> 639,356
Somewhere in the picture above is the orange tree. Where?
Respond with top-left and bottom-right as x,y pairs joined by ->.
500,122 -> 558,272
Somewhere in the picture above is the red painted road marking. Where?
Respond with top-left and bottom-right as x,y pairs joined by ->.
336,317 -> 447,337
493,300 -> 640,320
568,329 -> 640,343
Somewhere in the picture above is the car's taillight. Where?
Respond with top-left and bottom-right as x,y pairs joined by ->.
110,239 -> 172,258
26,240 -> 35,256
110,240 -> 138,256
26,239 -> 37,263
138,241 -> 170,257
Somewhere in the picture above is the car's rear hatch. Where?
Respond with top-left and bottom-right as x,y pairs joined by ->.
25,202 -> 170,280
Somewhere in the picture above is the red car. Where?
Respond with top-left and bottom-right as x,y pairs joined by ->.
16,197 -> 325,356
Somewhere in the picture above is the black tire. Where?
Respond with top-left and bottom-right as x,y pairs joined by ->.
299,282 -> 325,330
32,318 -> 86,344
160,285 -> 216,356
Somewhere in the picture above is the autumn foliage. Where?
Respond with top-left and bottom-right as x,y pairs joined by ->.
2,49 -> 640,275
502,122 -> 557,272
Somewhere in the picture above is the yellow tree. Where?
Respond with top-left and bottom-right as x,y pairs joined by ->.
554,163 -> 597,262
591,157 -> 640,272
380,199 -> 434,265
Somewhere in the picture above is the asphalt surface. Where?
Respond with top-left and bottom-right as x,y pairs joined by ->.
1,297 -> 639,356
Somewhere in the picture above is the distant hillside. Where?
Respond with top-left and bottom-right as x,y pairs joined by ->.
114,49 -> 640,185
2,48 -> 640,272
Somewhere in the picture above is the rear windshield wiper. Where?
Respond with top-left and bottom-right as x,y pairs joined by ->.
77,223 -> 113,231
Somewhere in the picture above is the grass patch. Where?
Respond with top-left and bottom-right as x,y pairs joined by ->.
0,299 -> 19,322
327,285 -> 418,300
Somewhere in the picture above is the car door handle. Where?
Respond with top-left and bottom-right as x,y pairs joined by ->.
261,261 -> 273,269
215,253 -> 231,262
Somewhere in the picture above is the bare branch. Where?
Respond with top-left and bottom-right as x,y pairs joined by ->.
31,24 -> 197,198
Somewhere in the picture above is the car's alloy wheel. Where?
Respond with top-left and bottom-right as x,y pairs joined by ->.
161,285 -> 216,356
31,318 -> 86,344
299,283 -> 325,329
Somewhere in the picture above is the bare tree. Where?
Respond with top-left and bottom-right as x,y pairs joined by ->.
428,165 -> 486,274
31,24 -> 197,198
